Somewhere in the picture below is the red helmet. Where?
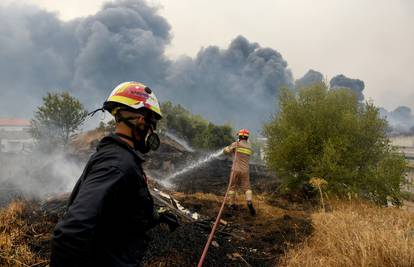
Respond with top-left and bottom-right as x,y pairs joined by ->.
238,129 -> 249,138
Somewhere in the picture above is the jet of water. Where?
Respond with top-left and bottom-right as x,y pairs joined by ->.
160,148 -> 225,188
165,132 -> 194,152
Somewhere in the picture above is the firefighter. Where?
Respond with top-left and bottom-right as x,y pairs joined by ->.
50,82 -> 179,267
223,129 -> 256,215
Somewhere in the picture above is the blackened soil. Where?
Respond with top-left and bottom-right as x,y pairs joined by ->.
4,193 -> 312,267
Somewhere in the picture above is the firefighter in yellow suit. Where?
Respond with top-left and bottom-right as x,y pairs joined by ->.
223,129 -> 256,215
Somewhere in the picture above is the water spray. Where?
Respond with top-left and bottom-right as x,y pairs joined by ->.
160,148 -> 225,188
165,132 -> 194,152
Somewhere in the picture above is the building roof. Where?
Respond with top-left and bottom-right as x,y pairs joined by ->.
0,118 -> 31,127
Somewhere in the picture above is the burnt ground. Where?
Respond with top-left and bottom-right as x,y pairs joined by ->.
1,192 -> 312,267
166,194 -> 313,267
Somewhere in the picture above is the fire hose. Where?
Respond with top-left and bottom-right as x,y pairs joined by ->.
197,142 -> 239,267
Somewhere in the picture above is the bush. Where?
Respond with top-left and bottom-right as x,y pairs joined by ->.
264,83 -> 407,203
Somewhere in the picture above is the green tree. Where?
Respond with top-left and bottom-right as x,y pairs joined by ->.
159,101 -> 234,149
264,83 -> 407,203
31,92 -> 88,147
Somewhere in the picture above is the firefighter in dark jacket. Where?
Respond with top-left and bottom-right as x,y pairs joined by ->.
50,81 -> 179,267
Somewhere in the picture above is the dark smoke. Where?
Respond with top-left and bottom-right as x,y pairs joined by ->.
161,35 -> 294,131
0,1 -> 293,133
0,4 -> 73,115
0,0 -> 171,118
70,0 -> 172,101
330,74 -> 365,101
328,75 -> 413,134
295,69 -> 323,88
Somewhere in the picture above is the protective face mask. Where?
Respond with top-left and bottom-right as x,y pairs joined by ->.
133,124 -> 160,154
116,114 -> 161,154
134,131 -> 160,153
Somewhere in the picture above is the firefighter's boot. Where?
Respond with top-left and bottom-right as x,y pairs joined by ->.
247,201 -> 256,216
228,190 -> 237,210
245,190 -> 256,216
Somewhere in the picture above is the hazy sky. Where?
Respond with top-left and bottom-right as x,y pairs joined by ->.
3,0 -> 414,111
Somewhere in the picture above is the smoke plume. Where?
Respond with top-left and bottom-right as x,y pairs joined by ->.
295,69 -> 324,88
0,1 -> 294,133
330,74 -> 365,101
0,0 -> 172,118
161,35 -> 294,131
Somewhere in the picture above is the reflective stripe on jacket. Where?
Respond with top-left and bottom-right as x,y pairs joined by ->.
223,140 -> 252,172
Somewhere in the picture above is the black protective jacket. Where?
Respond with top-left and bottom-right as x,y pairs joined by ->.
50,134 -> 157,267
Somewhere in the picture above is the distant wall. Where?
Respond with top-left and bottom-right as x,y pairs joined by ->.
391,135 -> 414,192
390,135 -> 414,148
0,127 -> 34,153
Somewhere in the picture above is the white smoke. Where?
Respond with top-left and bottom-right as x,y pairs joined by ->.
379,106 -> 414,134
0,148 -> 83,202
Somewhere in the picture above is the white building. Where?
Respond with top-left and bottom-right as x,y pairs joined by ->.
390,135 -> 414,193
0,118 -> 34,153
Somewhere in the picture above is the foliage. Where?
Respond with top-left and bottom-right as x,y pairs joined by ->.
96,120 -> 116,133
264,83 -> 407,203
30,92 -> 88,147
244,134 -> 264,163
159,101 -> 234,149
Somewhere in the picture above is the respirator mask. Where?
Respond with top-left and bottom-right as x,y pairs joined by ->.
116,109 -> 160,154
134,119 -> 160,154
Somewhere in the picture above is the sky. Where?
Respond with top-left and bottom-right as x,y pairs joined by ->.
3,0 -> 413,111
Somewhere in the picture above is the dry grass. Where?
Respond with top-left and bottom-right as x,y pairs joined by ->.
280,200 -> 414,267
172,191 -> 300,218
0,201 -> 47,267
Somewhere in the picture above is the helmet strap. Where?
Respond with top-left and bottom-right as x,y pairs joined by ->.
87,107 -> 105,117
114,112 -> 142,149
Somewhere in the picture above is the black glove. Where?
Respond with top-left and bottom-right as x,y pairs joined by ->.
158,208 -> 180,232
